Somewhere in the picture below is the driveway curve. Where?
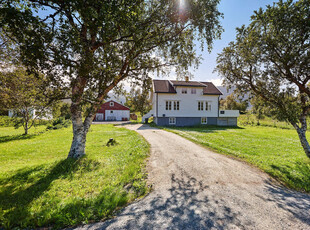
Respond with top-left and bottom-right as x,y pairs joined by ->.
75,124 -> 310,230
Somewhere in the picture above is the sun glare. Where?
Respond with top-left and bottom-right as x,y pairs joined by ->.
178,0 -> 188,21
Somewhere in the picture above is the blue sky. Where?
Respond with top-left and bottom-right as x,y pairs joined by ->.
190,0 -> 277,85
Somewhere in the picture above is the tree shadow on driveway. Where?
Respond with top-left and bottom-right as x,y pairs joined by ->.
81,171 -> 247,230
261,180 -> 310,225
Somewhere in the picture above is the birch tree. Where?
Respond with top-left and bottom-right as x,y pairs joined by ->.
1,0 -> 222,158
216,0 -> 310,158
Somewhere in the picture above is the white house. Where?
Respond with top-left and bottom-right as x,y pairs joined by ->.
142,79 -> 239,126
8,108 -> 53,120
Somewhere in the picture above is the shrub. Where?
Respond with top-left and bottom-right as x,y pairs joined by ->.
0,116 -> 16,127
46,117 -> 71,130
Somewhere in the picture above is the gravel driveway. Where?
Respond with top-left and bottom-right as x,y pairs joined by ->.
74,124 -> 310,230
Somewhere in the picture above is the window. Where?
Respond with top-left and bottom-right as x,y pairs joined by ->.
191,88 -> 196,94
173,101 -> 179,110
198,101 -> 204,111
182,88 -> 187,94
167,101 -> 179,110
205,102 -> 211,111
110,102 -> 114,106
110,110 -> 113,113
201,117 -> 207,124
169,117 -> 176,124
166,101 -> 172,110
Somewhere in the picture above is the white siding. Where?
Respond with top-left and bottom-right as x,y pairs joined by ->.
105,110 -> 130,121
155,87 -> 219,117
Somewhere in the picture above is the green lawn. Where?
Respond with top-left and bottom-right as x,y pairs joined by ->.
164,125 -> 310,193
0,125 -> 149,229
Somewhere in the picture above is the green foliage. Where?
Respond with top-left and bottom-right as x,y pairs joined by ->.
164,125 -> 310,193
125,78 -> 153,116
220,92 -> 249,114
216,0 -> 310,124
51,102 -> 72,120
0,0 -> 223,157
0,68 -> 54,134
216,0 -> 310,157
46,117 -> 71,130
0,125 -> 149,229
238,114 -> 300,129
0,116 -> 16,127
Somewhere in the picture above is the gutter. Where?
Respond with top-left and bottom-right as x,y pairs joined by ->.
156,93 -> 158,118
218,96 -> 220,117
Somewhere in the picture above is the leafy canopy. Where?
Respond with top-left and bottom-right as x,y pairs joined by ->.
216,0 -> 310,126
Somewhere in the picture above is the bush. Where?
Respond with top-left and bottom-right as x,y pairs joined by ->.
46,117 -> 71,130
0,116 -> 16,127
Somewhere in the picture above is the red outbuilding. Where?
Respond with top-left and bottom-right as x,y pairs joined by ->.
94,100 -> 130,121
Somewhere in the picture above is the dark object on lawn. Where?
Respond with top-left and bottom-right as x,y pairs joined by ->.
130,113 -> 137,120
107,138 -> 117,146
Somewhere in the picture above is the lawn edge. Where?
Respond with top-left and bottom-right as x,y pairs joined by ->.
155,125 -> 309,194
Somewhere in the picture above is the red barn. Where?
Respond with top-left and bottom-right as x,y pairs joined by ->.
94,100 -> 130,121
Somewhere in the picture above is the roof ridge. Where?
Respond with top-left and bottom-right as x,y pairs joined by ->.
198,81 -> 208,87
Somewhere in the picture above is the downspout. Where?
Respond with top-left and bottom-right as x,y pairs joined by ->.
218,96 -> 220,117
156,93 -> 158,121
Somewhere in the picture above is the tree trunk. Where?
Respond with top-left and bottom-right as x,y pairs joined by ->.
24,121 -> 28,135
296,127 -> 310,158
23,109 -> 29,135
68,102 -> 87,158
293,116 -> 310,159
67,102 -> 95,159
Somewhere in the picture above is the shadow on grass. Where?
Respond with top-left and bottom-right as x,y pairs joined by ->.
137,124 -> 244,132
0,158 -> 101,229
270,161 -> 310,193
0,134 -> 37,143
164,125 -> 244,134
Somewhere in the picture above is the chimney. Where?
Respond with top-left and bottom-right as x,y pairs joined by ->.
185,76 -> 189,82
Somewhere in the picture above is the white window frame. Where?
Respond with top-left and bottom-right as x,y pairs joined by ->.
110,102 -> 114,106
201,117 -> 207,124
173,101 -> 180,110
166,101 -> 172,110
182,88 -> 187,94
169,117 -> 176,125
191,88 -> 196,94
198,101 -> 204,111
205,101 -> 211,111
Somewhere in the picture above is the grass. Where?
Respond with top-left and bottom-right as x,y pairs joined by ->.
0,124 -> 149,229
238,113 -> 310,130
163,124 -> 310,193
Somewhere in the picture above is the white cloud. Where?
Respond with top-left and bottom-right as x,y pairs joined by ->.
210,78 -> 223,86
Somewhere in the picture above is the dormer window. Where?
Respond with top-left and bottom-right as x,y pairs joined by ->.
191,88 -> 196,94
182,88 -> 187,94
110,102 -> 114,107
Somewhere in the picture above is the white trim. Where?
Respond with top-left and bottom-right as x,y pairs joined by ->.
169,117 -> 176,125
201,117 -> 207,124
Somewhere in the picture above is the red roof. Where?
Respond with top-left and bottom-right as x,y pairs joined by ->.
96,100 -> 130,113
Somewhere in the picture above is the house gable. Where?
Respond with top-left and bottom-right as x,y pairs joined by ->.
96,100 -> 130,113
